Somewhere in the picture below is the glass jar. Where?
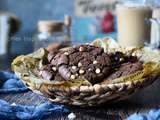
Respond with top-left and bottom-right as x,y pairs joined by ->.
34,16 -> 71,51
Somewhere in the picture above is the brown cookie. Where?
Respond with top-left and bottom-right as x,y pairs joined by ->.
106,62 -> 143,80
47,45 -> 112,83
39,44 -> 143,85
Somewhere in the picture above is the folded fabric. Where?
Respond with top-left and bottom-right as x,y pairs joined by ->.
0,71 -> 70,120
0,99 -> 69,120
127,108 -> 160,120
0,71 -> 29,93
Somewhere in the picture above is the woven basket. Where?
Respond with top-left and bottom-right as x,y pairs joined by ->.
12,38 -> 160,107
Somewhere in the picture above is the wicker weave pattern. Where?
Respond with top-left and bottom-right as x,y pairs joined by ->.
20,76 -> 155,107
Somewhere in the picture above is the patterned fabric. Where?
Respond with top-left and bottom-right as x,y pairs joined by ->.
127,109 -> 160,120
0,71 -> 28,93
0,71 -> 70,120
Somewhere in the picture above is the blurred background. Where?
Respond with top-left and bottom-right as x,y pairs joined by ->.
1,0 -> 160,56
0,0 -> 117,55
0,0 -> 74,54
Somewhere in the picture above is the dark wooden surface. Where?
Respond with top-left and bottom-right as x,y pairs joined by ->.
0,55 -> 160,120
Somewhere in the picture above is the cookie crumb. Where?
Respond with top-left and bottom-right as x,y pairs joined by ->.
11,103 -> 16,106
68,113 -> 76,120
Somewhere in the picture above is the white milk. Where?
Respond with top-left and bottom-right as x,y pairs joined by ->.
117,4 -> 152,47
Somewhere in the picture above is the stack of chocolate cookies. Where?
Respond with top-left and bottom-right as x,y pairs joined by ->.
39,45 -> 143,84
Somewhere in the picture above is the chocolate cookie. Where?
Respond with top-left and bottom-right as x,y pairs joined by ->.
39,44 -> 143,84
39,64 -> 54,80
106,62 -> 143,80
44,45 -> 112,83
40,64 -> 65,81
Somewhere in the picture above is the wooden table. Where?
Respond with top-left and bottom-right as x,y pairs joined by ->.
0,55 -> 160,120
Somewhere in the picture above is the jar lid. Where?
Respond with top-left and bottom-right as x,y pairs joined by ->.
38,21 -> 64,33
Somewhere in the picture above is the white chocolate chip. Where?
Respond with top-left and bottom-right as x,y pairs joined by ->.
70,75 -> 76,79
72,66 -> 77,70
64,52 -> 69,55
75,74 -> 78,76
52,67 -> 57,71
78,62 -> 82,67
93,60 -> 98,64
95,68 -> 101,74
132,53 -> 136,56
79,46 -> 84,52
119,58 -> 124,62
79,69 -> 85,74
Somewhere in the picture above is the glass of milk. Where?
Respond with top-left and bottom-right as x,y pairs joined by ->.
116,0 -> 152,47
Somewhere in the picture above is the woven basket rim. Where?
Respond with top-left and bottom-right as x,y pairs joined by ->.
38,76 -> 152,93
